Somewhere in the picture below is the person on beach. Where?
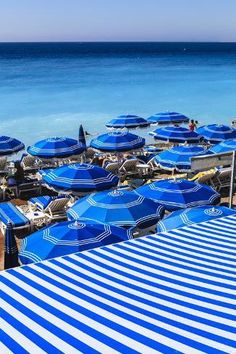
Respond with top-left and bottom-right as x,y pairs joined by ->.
189,119 -> 196,131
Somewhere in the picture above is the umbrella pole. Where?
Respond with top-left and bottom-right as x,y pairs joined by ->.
229,150 -> 236,208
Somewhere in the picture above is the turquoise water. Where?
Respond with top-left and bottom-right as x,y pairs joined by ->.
1,42 -> 236,146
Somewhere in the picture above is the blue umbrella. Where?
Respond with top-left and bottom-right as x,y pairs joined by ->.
78,124 -> 87,149
90,131 -> 145,152
68,189 -> 165,229
43,163 -> 119,195
196,124 -> 236,144
156,145 -> 211,172
136,179 -> 220,212
106,114 -> 149,129
157,205 -> 236,232
0,136 -> 25,156
4,221 -> 19,269
209,139 -> 236,154
28,137 -> 85,159
19,219 -> 130,264
150,126 -> 202,143
147,112 -> 189,125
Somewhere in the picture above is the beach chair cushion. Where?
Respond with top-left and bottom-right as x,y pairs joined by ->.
29,196 -> 53,209
0,202 -> 30,227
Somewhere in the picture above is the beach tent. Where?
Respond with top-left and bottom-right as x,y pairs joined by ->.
136,179 -> 220,211
42,163 -> 119,195
106,114 -> 149,129
149,126 -> 202,143
28,137 -> 85,159
90,131 -> 145,152
209,139 -> 236,153
19,219 -> 130,264
0,136 -> 25,156
147,111 -> 189,125
196,124 -> 236,144
68,189 -> 164,229
155,145 -> 211,172
1,214 -> 236,353
157,205 -> 236,232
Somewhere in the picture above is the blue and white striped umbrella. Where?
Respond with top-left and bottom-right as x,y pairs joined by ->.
150,126 -> 202,143
106,114 -> 149,129
68,189 -> 165,229
147,111 -> 189,125
90,131 -> 145,152
136,179 -> 220,211
209,139 -> 236,154
156,145 -> 211,172
196,124 -> 236,144
28,137 -> 85,159
43,163 -> 119,194
19,219 -> 130,264
0,136 -> 25,156
157,205 -> 236,232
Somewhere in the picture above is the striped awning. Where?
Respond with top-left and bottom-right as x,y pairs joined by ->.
1,215 -> 236,353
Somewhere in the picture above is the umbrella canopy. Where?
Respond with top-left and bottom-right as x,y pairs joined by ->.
150,126 -> 202,143
28,137 -> 85,159
68,189 -> 165,229
43,163 -> 119,195
19,219 -> 130,264
4,222 -> 19,269
156,145 -> 211,172
0,136 -> 25,156
147,112 -> 189,125
209,139 -> 236,154
106,114 -> 149,129
90,131 -> 145,152
136,179 -> 220,212
78,124 -> 86,149
196,124 -> 236,144
157,205 -> 236,232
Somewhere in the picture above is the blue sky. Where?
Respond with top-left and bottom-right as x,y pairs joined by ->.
0,0 -> 236,42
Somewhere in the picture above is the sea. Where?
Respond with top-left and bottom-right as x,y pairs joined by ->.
0,42 -> 236,147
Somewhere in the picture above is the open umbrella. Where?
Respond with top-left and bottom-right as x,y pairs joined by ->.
28,137 -> 85,159
43,163 -> 119,195
106,114 -> 149,129
4,222 -> 19,269
196,124 -> 236,144
209,139 -> 236,154
136,179 -> 220,212
19,219 -> 130,264
0,136 -> 25,156
90,131 -> 145,152
156,145 -> 211,172
157,205 -> 236,232
68,189 -> 165,229
147,112 -> 189,125
149,126 -> 202,143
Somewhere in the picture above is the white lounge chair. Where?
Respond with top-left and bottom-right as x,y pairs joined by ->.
28,195 -> 70,222
21,155 -> 41,172
0,202 -> 32,236
17,180 -> 42,198
211,167 -> 232,191
0,157 -> 8,175
105,162 -> 119,175
119,159 -> 138,177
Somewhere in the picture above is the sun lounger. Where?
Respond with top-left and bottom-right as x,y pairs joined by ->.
189,169 -> 217,185
0,157 -> 8,175
119,158 -> 139,177
21,154 -> 41,172
147,156 -> 161,174
28,195 -> 69,222
0,202 -> 31,235
17,179 -> 42,198
105,162 -> 119,175
211,167 -> 232,191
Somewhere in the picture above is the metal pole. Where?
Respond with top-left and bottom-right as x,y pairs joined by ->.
229,150 -> 236,208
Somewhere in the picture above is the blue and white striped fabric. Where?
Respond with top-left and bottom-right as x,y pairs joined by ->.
68,189 -> 165,229
28,137 -> 85,158
19,220 -> 131,264
210,139 -> 236,154
196,124 -> 236,144
1,215 -> 236,353
0,135 -> 25,156
147,111 -> 189,125
157,205 -> 236,232
156,145 -> 211,172
90,131 -> 145,152
43,163 -> 119,195
150,126 -> 202,143
0,202 -> 30,227
106,114 -> 149,128
136,179 -> 220,211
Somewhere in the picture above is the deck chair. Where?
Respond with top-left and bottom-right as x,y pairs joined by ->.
0,157 -> 8,175
147,156 -> 161,174
0,202 -> 31,236
105,162 -> 119,175
211,168 -> 232,191
119,159 -> 138,177
191,169 -> 217,186
21,154 -> 41,172
28,195 -> 70,222
17,179 -> 42,197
